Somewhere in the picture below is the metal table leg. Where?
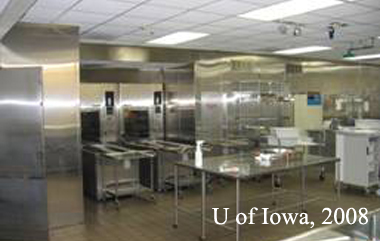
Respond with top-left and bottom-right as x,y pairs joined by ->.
301,146 -> 307,213
271,174 -> 276,206
150,157 -> 155,194
335,162 -> 341,211
300,165 -> 307,212
114,161 -> 120,208
99,155 -> 106,202
236,178 -> 241,241
200,171 -> 207,241
173,164 -> 179,229
370,213 -> 377,241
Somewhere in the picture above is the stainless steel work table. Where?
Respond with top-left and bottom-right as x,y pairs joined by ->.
173,152 -> 341,241
280,208 -> 379,241
83,144 -> 156,208
122,139 -> 200,191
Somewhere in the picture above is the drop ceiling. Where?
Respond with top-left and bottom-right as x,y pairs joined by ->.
20,0 -> 380,62
0,0 -> 10,14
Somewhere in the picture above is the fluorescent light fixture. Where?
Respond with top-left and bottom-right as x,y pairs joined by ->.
239,0 -> 343,21
148,31 -> 209,45
274,46 -> 332,55
345,53 -> 380,61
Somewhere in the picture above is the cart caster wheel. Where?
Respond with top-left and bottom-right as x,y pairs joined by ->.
172,224 -> 178,229
302,209 -> 308,214
274,181 -> 282,188
199,236 -> 206,241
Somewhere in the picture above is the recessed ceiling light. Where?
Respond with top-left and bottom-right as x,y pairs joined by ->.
147,31 -> 209,45
239,0 -> 343,21
345,53 -> 380,61
274,46 -> 332,55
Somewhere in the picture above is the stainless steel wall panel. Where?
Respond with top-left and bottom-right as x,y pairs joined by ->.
0,179 -> 48,241
0,68 -> 44,178
0,22 -> 83,239
164,69 -> 195,143
0,68 -> 48,241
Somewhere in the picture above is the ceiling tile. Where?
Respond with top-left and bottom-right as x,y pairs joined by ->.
169,10 -> 225,24
148,0 -> 217,9
109,0 -> 146,3
198,0 -> 259,16
245,22 -> 280,33
235,0 -> 286,7
150,21 -> 198,31
210,16 -> 259,28
122,4 -> 185,20
116,33 -> 154,42
218,28 -> 255,37
55,10 -> 112,25
86,24 -> 137,36
0,0 -> 9,14
108,15 -> 158,27
23,6 -> 64,23
33,0 -> 80,10
83,24 -> 133,40
351,10 -> 380,27
189,25 -> 227,34
356,0 -> 380,9
284,13 -> 328,25
313,3 -> 373,18
128,26 -> 173,38
73,0 -> 137,15
22,15 -> 52,24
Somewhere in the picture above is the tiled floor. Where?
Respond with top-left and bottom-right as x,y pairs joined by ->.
51,167 -> 380,241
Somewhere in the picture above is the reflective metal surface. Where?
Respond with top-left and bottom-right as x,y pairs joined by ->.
195,56 -> 380,153
119,83 -> 164,140
0,68 -> 48,241
0,23 -> 83,239
80,83 -> 119,143
82,143 -> 154,201
178,153 -> 339,179
195,57 -> 291,144
164,68 -> 196,143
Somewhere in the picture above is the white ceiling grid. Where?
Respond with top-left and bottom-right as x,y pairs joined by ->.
21,0 -> 380,61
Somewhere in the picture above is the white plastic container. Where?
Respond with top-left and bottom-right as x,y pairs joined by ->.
195,140 -> 205,167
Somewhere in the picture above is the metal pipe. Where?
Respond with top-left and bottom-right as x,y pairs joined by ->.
370,213 -> 377,241
236,178 -> 241,241
173,165 -> 179,228
201,171 -> 207,241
